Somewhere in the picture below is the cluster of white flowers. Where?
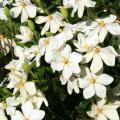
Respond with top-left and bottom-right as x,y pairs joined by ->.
0,0 -> 120,119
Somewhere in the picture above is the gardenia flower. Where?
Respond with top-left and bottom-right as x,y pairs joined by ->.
27,90 -> 48,109
1,97 -> 20,116
10,0 -> 37,23
55,23 -> 74,42
51,45 -> 82,79
28,45 -> 44,67
0,35 -> 15,55
15,26 -> 33,43
44,35 -> 65,64
7,70 -> 36,100
35,12 -> 64,35
73,33 -> 99,53
79,68 -> 113,99
83,46 -> 118,73
63,0 -> 96,18
87,99 -> 120,120
60,74 -> 80,95
91,15 -> 120,42
11,101 -> 45,120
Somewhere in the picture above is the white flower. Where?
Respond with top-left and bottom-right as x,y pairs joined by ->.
15,26 -> 33,43
73,33 -> 99,53
10,0 -> 37,23
63,0 -> 96,18
91,15 -> 120,42
0,8 -> 7,21
87,99 -> 120,120
11,101 -> 45,120
0,0 -> 10,6
55,23 -> 74,41
38,36 -> 52,55
0,35 -> 15,55
5,59 -> 23,72
7,71 -> 36,100
79,68 -> 113,99
1,97 -> 20,116
52,45 -> 82,79
44,36 -> 65,64
60,74 -> 80,95
28,45 -> 44,67
35,12 -> 64,35
83,46 -> 118,73
27,90 -> 48,109
14,45 -> 31,63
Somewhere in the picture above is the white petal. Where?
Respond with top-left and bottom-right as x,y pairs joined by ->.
94,83 -> 106,98
22,101 -> 33,118
14,46 -> 23,58
29,110 -> 45,120
61,45 -> 71,58
83,51 -> 94,63
97,99 -> 106,108
25,5 -> 37,18
78,1 -> 85,18
100,48 -> 116,66
96,74 -> 113,85
50,20 -> 60,33
84,0 -> 96,7
21,9 -> 28,23
10,7 -> 22,18
106,23 -> 120,35
67,81 -> 73,95
73,80 -> 80,94
83,84 -> 95,99
103,109 -> 119,120
99,27 -> 108,43
35,16 -> 47,24
97,113 -> 107,120
11,111 -> 24,120
25,82 -> 36,96
79,78 -> 89,88
69,63 -> 80,74
41,22 -> 50,35
69,52 -> 82,63
90,54 -> 103,73
103,15 -> 117,23
63,65 -> 72,79
60,76 -> 68,85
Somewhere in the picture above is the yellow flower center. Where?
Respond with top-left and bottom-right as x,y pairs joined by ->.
96,107 -> 103,113
94,47 -> 101,53
44,39 -> 49,46
58,28 -> 63,33
63,58 -> 69,64
20,2 -> 27,8
16,81 -> 25,89
48,15 -> 53,20
89,78 -> 96,84
83,44 -> 91,52
0,34 -> 4,41
98,21 -> 105,27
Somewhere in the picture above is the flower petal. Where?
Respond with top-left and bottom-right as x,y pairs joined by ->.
21,101 -> 33,118
30,109 -> 45,120
90,54 -> 103,73
83,84 -> 95,99
10,7 -> 22,18
94,83 -> 106,98
96,74 -> 113,85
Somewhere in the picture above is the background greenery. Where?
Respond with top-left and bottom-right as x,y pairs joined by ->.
0,0 -> 120,119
